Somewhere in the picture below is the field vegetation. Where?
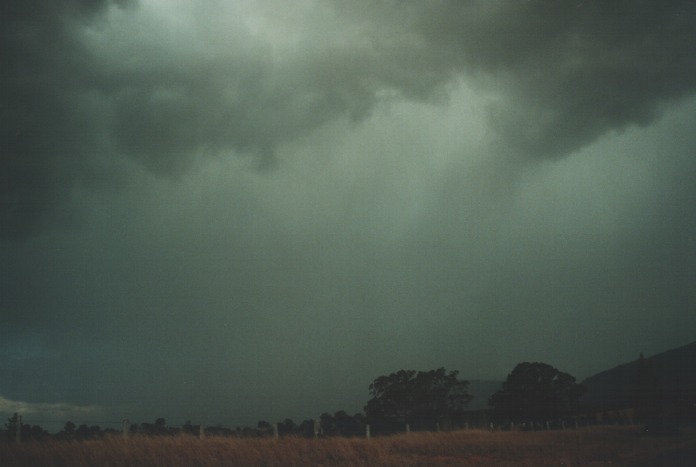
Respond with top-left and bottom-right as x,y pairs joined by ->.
1,425 -> 696,466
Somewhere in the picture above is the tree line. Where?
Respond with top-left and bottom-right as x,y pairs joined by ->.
0,413 -> 368,442
4,358 -> 672,441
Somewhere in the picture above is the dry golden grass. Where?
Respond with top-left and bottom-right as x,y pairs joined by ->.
1,426 -> 695,466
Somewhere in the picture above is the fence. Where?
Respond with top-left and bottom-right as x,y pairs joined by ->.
3,409 -> 646,444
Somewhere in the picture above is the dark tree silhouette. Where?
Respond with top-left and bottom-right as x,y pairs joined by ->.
182,420 -> 197,435
4,413 -> 21,440
27,424 -> 49,440
298,419 -> 315,438
256,420 -> 272,436
63,421 -> 76,435
365,367 -> 472,433
0,413 -> 46,440
489,362 -> 585,424
55,421 -> 78,440
333,410 -> 365,437
316,411 -> 366,437
277,418 -> 298,436
154,417 -> 167,434
320,412 -> 335,436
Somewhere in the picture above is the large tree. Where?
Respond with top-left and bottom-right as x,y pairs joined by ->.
489,362 -> 585,423
364,367 -> 472,432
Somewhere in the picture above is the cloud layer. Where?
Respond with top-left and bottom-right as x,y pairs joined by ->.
3,0 -> 696,238
2,0 -> 696,427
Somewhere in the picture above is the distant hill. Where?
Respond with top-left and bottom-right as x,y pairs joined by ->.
580,341 -> 696,415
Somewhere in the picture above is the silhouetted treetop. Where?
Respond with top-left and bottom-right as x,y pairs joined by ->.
365,367 -> 472,432
489,362 -> 585,423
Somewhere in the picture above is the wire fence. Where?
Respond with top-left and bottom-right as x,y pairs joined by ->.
1,407 -> 642,444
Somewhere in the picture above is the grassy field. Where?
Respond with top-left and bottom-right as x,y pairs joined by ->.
1,425 -> 695,466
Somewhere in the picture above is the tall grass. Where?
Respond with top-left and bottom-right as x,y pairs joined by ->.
1,426 -> 695,466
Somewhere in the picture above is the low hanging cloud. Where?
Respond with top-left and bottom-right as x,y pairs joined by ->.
2,0 -> 696,239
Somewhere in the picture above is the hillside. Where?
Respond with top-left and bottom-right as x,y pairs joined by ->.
580,341 -> 696,416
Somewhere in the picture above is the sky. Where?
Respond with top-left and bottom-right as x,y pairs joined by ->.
2,0 -> 696,431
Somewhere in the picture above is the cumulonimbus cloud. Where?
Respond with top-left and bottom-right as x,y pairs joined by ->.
2,0 -> 696,239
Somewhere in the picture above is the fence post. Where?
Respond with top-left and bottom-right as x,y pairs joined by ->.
273,422 -> 279,439
406,423 -> 410,435
122,419 -> 129,440
365,424 -> 370,439
199,424 -> 205,440
313,419 -> 319,439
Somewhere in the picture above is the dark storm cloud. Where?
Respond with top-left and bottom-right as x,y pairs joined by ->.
1,0 -> 387,238
3,0 -> 696,239
2,2 -> 696,428
1,0 -> 136,239
406,0 -> 696,157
